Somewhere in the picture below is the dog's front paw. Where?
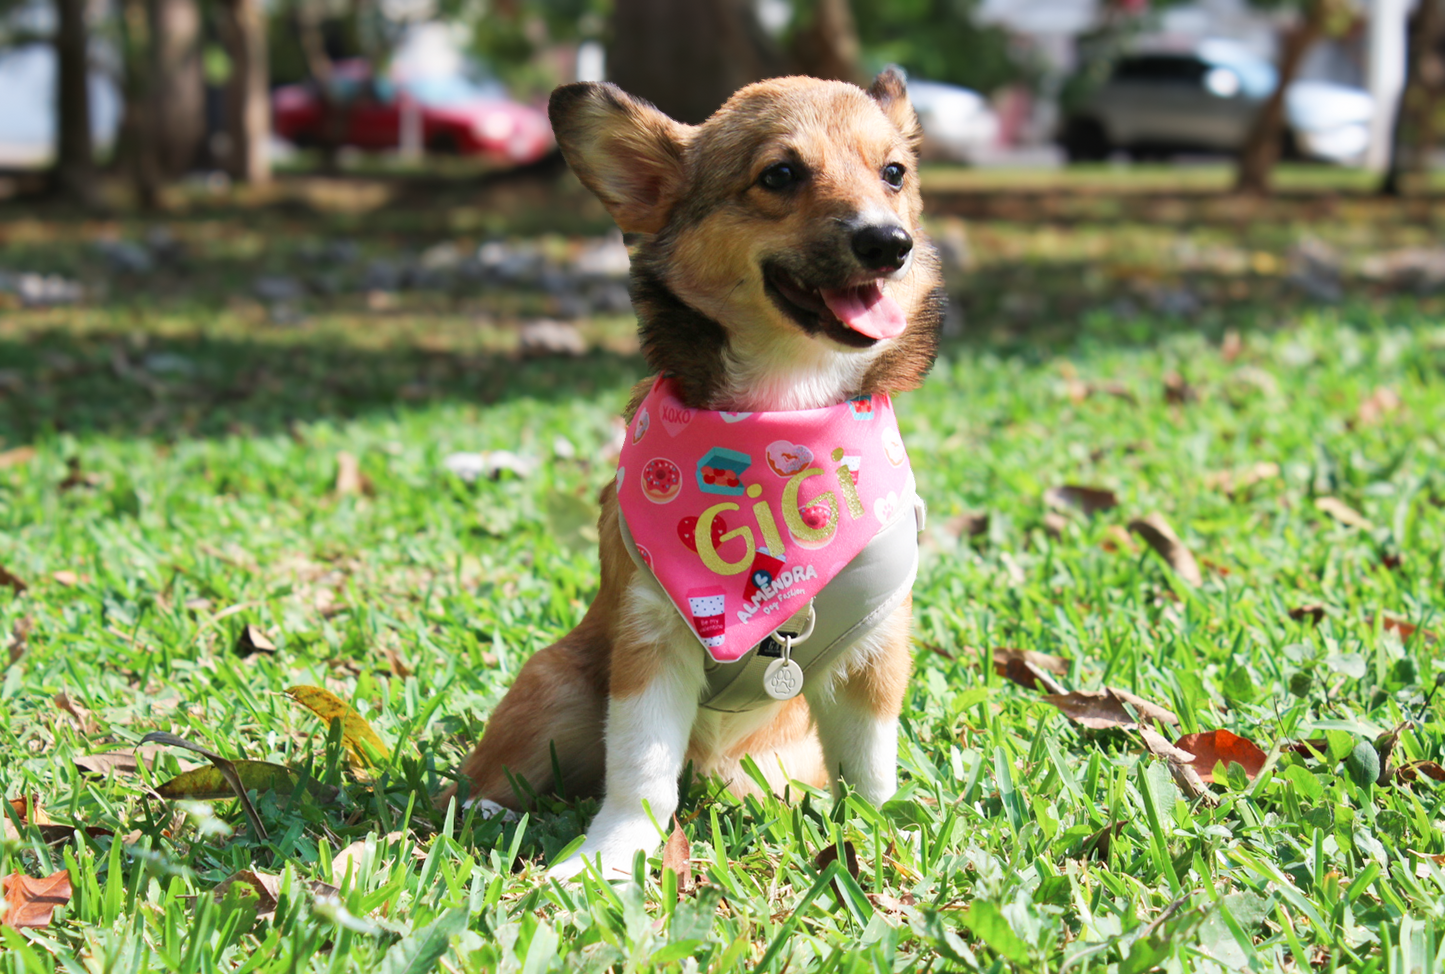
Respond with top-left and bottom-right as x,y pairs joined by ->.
547,814 -> 662,882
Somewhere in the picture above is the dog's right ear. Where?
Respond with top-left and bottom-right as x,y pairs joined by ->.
549,83 -> 694,235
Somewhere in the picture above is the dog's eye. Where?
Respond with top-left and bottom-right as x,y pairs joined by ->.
882,163 -> 906,188
759,163 -> 801,191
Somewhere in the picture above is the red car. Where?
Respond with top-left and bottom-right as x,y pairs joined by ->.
271,61 -> 554,164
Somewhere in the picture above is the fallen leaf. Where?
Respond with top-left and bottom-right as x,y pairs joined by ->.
1,870 -> 71,929
867,891 -> 916,914
662,819 -> 693,893
1141,728 -> 1215,804
1082,821 -> 1126,860
1374,722 -> 1411,785
1356,386 -> 1402,426
814,839 -> 859,879
51,570 -> 86,587
1044,485 -> 1119,517
234,625 -> 277,658
5,615 -> 31,665
1043,687 -> 1178,731
1041,511 -> 1069,539
1205,462 -> 1280,496
332,831 -> 408,883
1282,739 -> 1330,759
213,870 -> 282,916
1289,605 -> 1326,625
1314,497 -> 1372,529
1173,730 -> 1268,783
1374,614 -> 1438,645
1163,371 -> 1198,405
286,685 -> 389,767
1099,525 -> 1137,554
948,511 -> 990,539
140,731 -> 270,839
334,451 -> 373,497
155,760 -> 316,800
0,446 -> 36,469
987,648 -> 1069,694
1396,761 -> 1445,783
73,745 -> 199,778
1129,513 -> 1203,587
55,693 -> 99,734
382,646 -> 412,678
0,564 -> 26,595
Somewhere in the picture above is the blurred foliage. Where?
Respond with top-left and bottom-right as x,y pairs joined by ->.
460,0 -> 610,100
849,0 -> 1037,94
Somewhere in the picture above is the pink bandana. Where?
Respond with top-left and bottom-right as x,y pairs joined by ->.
616,377 -> 914,662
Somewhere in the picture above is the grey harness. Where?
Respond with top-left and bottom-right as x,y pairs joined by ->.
619,484 -> 926,713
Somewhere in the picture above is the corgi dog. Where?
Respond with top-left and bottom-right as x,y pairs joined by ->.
449,69 -> 944,880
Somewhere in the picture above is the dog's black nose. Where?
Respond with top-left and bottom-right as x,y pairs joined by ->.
851,224 -> 913,271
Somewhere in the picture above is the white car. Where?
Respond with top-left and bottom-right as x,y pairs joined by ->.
907,79 -> 1001,163
1059,39 -> 1374,164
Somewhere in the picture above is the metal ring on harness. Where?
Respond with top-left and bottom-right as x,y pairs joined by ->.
767,601 -> 816,660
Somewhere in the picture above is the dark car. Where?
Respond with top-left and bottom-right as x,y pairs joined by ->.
271,60 -> 554,163
1059,40 -> 1373,164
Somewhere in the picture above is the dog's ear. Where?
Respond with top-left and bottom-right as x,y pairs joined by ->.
549,83 -> 694,235
867,67 -> 922,153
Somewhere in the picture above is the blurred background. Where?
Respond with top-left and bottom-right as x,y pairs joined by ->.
0,0 -> 1442,442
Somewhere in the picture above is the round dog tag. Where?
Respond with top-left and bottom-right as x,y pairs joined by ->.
763,658 -> 805,700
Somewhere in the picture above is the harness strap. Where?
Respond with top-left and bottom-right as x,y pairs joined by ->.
617,485 -> 926,713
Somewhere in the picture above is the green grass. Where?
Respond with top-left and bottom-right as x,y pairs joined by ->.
2,183 -> 1445,971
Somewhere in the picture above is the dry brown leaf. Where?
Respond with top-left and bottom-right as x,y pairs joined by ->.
1163,372 -> 1198,405
948,511 -> 990,539
1282,739 -> 1330,759
1041,511 -> 1069,539
0,446 -> 37,469
1099,525 -> 1137,554
334,452 -> 374,497
55,693 -> 99,735
1173,730 -> 1268,783
73,745 -> 199,778
814,840 -> 859,880
1,870 -> 71,929
234,625 -> 277,658
1356,386 -> 1402,426
985,648 -> 1069,694
1314,497 -> 1372,529
1375,613 -> 1438,645
1043,686 -> 1178,731
1289,605 -> 1326,625
332,831 -> 407,882
1396,761 -> 1445,783
1140,729 -> 1215,803
867,891 -> 916,914
1374,722 -> 1410,785
1205,462 -> 1280,496
5,615 -> 31,666
382,646 -> 413,678
1082,821 -> 1126,860
51,571 -> 86,587
1128,513 -> 1203,587
0,564 -> 26,595
662,819 -> 693,893
1045,485 -> 1119,517
213,870 -> 283,916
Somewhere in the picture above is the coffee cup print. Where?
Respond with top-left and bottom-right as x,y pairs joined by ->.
687,586 -> 727,649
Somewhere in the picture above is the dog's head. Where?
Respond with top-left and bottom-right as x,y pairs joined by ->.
550,71 -> 944,410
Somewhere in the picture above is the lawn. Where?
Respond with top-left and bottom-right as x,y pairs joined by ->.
1,172 -> 1444,971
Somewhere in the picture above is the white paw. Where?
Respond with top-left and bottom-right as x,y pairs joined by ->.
462,798 -> 520,823
546,815 -> 662,882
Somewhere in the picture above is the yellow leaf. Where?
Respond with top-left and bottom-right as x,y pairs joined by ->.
285,686 -> 388,767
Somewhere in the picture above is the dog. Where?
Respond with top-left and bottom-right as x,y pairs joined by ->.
449,69 -> 945,880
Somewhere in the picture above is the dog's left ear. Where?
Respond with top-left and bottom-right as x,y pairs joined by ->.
549,82 -> 695,235
868,67 -> 922,153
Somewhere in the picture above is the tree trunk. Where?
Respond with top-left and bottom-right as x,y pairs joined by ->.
117,0 -> 161,207
148,0 -> 204,177
1234,8 -> 1324,195
1381,0 -> 1444,196
218,0 -> 271,184
791,0 -> 861,84
52,0 -> 94,201
610,0 -> 788,124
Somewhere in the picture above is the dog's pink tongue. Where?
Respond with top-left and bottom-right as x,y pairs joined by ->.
820,283 -> 907,340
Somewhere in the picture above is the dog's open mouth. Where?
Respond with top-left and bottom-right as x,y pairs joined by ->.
764,265 -> 907,347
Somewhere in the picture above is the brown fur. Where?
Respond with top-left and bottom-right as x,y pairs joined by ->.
449,72 -> 943,822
